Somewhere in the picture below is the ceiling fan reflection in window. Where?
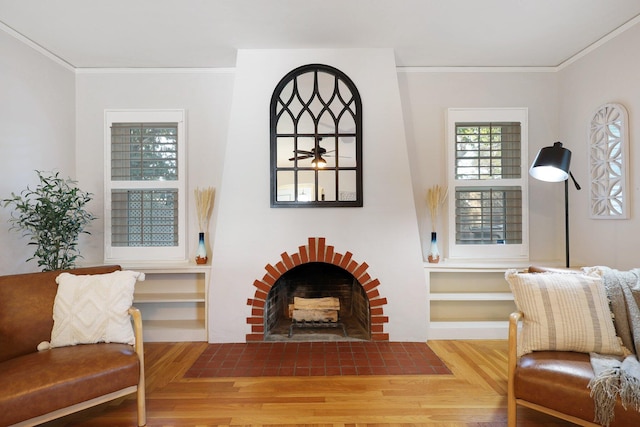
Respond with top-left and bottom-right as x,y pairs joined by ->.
288,137 -> 349,168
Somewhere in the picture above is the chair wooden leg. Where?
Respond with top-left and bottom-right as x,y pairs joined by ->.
137,385 -> 146,426
507,395 -> 517,427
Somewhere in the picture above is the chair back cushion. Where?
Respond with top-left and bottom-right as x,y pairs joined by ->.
0,265 -> 120,363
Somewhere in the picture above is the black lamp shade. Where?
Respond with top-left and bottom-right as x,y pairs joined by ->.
529,141 -> 572,182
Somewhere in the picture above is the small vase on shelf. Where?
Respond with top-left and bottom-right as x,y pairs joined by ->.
428,231 -> 440,263
195,232 -> 208,264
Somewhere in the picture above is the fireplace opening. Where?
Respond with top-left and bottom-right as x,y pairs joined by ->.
263,262 -> 371,341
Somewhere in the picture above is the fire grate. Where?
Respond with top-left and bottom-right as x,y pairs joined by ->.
289,320 -> 347,338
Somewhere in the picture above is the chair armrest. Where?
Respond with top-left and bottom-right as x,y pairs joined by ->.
128,306 -> 146,426
528,265 -> 580,273
508,311 -> 522,371
507,310 -> 523,425
128,307 -> 144,355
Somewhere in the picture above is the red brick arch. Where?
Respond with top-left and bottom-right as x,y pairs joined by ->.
246,237 -> 389,342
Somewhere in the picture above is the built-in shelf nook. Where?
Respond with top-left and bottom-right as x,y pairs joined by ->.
124,263 -> 211,342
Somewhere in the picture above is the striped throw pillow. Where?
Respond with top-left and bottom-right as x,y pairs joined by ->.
505,270 -> 624,357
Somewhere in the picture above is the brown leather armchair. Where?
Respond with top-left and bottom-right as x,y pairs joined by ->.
0,265 -> 146,426
508,311 -> 639,426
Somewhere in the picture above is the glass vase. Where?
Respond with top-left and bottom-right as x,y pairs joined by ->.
195,232 -> 208,264
428,231 -> 440,263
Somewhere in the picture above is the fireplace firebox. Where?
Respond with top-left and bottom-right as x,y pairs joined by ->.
264,262 -> 369,340
246,237 -> 389,342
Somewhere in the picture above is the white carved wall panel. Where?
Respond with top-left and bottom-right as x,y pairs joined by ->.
589,103 -> 629,219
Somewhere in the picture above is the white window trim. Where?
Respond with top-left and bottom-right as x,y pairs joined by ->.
104,109 -> 187,262
446,107 -> 529,262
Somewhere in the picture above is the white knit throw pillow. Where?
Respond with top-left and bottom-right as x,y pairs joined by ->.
506,269 -> 624,357
48,270 -> 144,348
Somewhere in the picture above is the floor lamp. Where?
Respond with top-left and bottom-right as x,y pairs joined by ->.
529,142 -> 581,268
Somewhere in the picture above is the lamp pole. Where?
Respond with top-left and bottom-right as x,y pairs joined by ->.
565,179 -> 570,268
565,172 -> 581,268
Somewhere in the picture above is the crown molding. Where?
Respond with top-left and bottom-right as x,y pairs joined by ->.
397,66 -> 557,73
75,67 -> 236,74
557,13 -> 640,71
0,20 -> 75,72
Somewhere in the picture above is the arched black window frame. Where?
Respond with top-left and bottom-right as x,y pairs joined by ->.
270,63 -> 363,208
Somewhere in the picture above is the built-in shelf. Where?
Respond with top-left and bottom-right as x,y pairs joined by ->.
134,293 -> 205,303
428,321 -> 510,340
142,319 -> 207,342
429,292 -> 514,301
122,263 -> 211,342
425,261 -> 530,340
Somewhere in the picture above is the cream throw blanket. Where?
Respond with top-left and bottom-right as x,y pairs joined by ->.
588,267 -> 640,426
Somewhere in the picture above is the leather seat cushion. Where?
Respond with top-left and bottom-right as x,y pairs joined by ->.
0,343 -> 139,426
515,351 -> 640,426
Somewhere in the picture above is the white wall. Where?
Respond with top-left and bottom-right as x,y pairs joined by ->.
210,49 -> 428,342
3,19 -> 640,338
398,71 -> 561,263
558,23 -> 640,269
74,70 -> 235,264
0,31 -> 76,274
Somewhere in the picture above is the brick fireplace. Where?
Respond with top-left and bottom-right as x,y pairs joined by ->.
246,237 -> 389,342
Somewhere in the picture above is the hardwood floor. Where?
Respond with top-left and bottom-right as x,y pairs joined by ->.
43,340 -> 576,427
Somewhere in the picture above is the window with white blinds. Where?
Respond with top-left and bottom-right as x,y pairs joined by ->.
105,110 -> 186,262
111,123 -> 178,181
455,122 -> 521,180
447,109 -> 529,261
110,189 -> 179,247
454,186 -> 522,245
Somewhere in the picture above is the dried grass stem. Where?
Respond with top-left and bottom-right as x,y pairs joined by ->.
195,187 -> 215,232
427,185 -> 448,232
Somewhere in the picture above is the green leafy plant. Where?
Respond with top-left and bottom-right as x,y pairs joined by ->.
2,170 -> 96,271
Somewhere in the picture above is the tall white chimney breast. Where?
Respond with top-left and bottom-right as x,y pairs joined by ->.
209,49 -> 428,342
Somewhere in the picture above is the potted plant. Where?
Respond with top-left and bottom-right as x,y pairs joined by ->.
2,170 -> 96,271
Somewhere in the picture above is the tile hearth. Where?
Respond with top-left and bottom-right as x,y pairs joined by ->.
184,341 -> 451,378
